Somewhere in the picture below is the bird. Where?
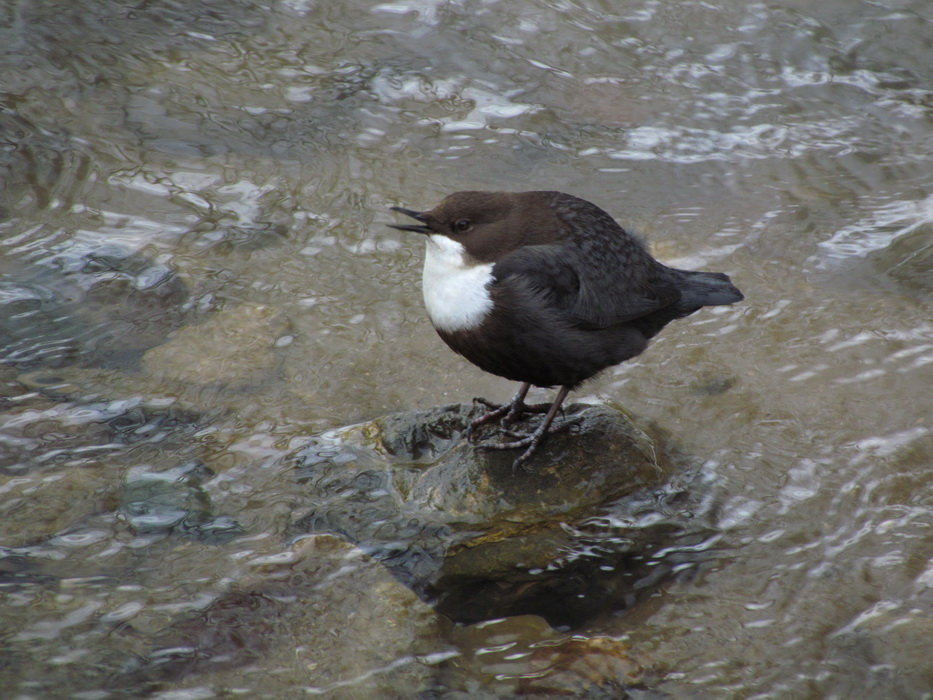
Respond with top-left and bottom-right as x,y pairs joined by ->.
389,190 -> 743,468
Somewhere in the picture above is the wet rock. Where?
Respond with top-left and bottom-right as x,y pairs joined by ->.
121,534 -> 452,697
297,402 -> 671,523
405,406 -> 669,523
120,461 -> 243,543
290,403 -> 703,627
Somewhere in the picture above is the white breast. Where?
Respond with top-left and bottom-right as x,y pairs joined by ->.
421,235 -> 494,332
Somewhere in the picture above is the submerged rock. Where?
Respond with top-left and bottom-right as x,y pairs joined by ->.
15,302 -> 293,418
289,402 -> 708,627
0,247 -> 188,370
120,461 -> 244,543
826,608 -> 933,698
438,614 -> 649,697
141,302 -> 291,388
121,534 -> 451,697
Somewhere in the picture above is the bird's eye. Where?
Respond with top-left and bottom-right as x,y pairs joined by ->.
453,219 -> 471,233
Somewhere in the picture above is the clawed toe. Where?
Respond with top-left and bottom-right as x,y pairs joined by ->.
471,396 -> 501,411
478,417 -> 579,471
468,383 -> 532,436
467,401 -> 510,438
478,431 -> 541,471
466,385 -> 572,469
497,417 -> 577,442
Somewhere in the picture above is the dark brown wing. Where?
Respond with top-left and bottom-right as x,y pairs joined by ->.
491,244 -> 680,329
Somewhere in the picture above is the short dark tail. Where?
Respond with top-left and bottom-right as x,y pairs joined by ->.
634,268 -> 743,339
675,269 -> 744,310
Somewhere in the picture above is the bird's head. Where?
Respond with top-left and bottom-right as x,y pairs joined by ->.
389,191 -> 563,262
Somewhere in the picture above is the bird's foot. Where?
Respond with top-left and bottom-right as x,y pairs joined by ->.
467,398 -> 510,438
469,389 -> 550,437
506,401 -> 556,421
470,396 -> 509,422
479,416 -> 581,471
472,398 -> 551,424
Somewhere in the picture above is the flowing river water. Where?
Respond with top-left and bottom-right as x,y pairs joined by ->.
1,0 -> 930,697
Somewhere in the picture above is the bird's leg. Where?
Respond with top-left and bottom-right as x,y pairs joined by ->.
471,382 -> 557,429
479,386 -> 573,469
469,383 -> 531,436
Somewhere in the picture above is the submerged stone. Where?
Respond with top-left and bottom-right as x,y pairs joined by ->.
0,247 -> 188,370
120,534 -> 450,697
142,302 -> 291,388
443,614 -> 648,697
120,461 -> 243,543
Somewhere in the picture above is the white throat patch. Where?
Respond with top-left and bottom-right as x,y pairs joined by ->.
421,235 -> 494,332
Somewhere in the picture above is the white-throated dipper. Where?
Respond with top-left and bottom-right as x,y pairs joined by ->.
389,191 -> 743,468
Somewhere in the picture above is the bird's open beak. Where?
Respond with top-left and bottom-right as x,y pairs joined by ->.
388,206 -> 432,234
